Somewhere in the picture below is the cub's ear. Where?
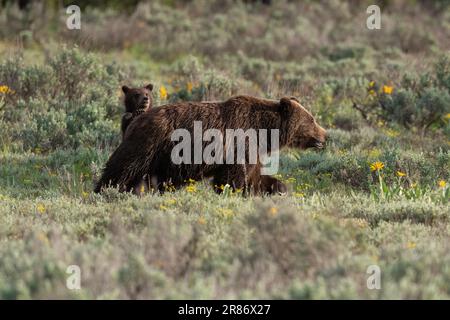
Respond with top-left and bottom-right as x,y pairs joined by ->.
122,85 -> 130,94
145,83 -> 154,91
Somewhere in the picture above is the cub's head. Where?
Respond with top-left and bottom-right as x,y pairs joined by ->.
122,83 -> 153,113
279,97 -> 327,150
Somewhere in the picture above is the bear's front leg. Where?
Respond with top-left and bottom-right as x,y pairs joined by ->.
212,164 -> 256,195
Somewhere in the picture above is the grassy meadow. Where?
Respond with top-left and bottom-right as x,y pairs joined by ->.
0,0 -> 449,299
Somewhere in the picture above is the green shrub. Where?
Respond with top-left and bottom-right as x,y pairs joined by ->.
0,47 -> 123,151
356,56 -> 450,132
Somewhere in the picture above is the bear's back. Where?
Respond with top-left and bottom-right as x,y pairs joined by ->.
124,95 -> 281,141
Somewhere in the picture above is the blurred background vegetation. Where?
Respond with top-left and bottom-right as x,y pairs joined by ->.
1,0 -> 449,151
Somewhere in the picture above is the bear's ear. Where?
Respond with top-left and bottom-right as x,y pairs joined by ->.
290,96 -> 300,103
279,97 -> 297,145
122,85 -> 130,94
279,97 -> 294,116
145,83 -> 154,91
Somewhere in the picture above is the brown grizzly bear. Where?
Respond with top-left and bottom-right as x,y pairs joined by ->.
121,84 -> 153,138
120,83 -> 153,195
94,95 -> 326,195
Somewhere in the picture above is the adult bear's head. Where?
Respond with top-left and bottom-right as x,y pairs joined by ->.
279,97 -> 327,150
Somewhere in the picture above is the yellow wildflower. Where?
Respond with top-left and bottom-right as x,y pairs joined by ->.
186,184 -> 196,193
369,89 -> 376,96
269,207 -> 278,216
0,85 -> 14,95
438,180 -> 447,188
218,208 -> 234,218
384,128 -> 400,137
396,171 -> 406,177
370,161 -> 384,172
165,198 -> 177,206
164,184 -> 176,192
84,172 -> 91,178
36,203 -> 46,214
406,241 -> 416,249
198,217 -> 206,225
444,113 -> 450,120
369,81 -> 375,88
82,191 -> 89,198
159,85 -> 168,100
382,85 -> 393,94
186,82 -> 193,93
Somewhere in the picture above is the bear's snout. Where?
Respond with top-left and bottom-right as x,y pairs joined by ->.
314,126 -> 327,149
305,137 -> 325,149
308,125 -> 327,149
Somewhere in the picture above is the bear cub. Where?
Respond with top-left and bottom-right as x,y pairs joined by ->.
121,84 -> 153,138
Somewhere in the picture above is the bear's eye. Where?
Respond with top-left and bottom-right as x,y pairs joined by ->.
134,93 -> 140,98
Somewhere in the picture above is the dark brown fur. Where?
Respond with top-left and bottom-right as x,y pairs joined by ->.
95,95 -> 326,195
